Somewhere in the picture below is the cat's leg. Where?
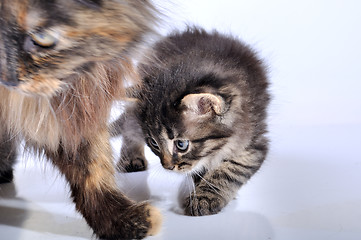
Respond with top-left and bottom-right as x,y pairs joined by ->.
0,130 -> 17,184
46,128 -> 161,239
119,133 -> 147,172
183,136 -> 268,216
111,103 -> 147,172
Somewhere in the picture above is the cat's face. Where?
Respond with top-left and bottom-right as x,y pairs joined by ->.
141,93 -> 232,173
0,0 -> 154,97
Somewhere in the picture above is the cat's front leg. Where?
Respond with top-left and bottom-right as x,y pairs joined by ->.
183,141 -> 267,216
46,128 -> 161,239
0,130 -> 17,184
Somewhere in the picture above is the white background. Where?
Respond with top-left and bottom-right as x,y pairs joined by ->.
155,0 -> 361,127
1,1 -> 360,240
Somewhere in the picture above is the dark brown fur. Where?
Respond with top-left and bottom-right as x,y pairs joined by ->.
114,28 -> 270,216
0,0 -> 162,239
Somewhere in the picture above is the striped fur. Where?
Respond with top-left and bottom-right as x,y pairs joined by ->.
0,0 -> 162,239
116,28 -> 270,216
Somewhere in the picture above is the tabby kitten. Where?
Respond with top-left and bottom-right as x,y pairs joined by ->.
115,28 -> 270,216
0,0 -> 161,239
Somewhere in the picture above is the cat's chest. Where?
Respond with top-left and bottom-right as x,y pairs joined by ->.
0,86 -> 61,150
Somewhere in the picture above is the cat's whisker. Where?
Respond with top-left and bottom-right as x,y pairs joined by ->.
193,171 -> 223,195
184,173 -> 196,214
149,163 -> 166,179
186,172 -> 196,191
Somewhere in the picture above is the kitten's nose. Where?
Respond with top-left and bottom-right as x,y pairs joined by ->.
161,154 -> 175,170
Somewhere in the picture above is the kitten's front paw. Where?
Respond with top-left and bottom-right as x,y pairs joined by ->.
183,192 -> 226,216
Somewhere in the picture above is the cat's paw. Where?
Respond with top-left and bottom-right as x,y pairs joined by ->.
117,154 -> 147,173
125,157 -> 147,172
118,157 -> 147,173
183,193 -> 226,216
95,203 -> 162,240
0,169 -> 14,184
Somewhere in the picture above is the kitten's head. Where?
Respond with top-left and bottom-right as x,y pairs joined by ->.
137,28 -> 268,174
138,89 -> 233,173
0,0 -> 155,97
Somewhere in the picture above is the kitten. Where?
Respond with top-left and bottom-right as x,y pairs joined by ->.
0,0 -> 162,239
114,28 -> 270,216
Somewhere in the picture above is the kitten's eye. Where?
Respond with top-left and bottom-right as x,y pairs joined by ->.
148,138 -> 160,152
30,31 -> 59,48
175,140 -> 189,152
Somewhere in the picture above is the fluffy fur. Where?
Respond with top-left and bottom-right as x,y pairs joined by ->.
113,28 -> 270,216
0,0 -> 162,239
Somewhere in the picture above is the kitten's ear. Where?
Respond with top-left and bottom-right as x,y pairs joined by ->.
181,93 -> 225,117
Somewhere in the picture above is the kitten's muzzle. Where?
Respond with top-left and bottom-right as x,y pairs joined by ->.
164,165 -> 175,171
160,155 -> 176,171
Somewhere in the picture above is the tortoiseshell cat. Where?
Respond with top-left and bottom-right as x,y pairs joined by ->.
0,1 -> 161,239
114,28 -> 270,216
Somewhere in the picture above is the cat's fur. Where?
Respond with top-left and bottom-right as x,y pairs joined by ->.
0,0 -> 162,239
113,28 -> 270,216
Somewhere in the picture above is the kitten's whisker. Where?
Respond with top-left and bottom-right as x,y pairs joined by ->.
193,171 -> 222,195
185,173 -> 195,214
148,163 -> 165,179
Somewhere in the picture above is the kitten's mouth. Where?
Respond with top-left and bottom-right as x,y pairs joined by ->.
178,162 -> 191,169
167,162 -> 192,173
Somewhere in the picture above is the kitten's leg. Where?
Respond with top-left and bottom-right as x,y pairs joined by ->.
47,128 -> 161,239
184,136 -> 268,216
111,103 -> 147,172
0,131 -> 17,184
119,133 -> 147,172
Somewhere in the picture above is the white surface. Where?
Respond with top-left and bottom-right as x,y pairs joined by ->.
1,0 -> 361,239
1,124 -> 361,240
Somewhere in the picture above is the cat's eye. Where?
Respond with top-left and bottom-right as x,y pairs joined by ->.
30,31 -> 59,48
175,140 -> 189,152
148,138 -> 160,152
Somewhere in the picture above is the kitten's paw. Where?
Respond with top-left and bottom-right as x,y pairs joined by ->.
0,169 -> 13,184
183,193 -> 225,216
124,157 -> 147,172
118,153 -> 147,173
96,203 -> 162,239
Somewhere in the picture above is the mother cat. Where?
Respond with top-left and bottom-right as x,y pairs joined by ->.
0,0 -> 161,239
